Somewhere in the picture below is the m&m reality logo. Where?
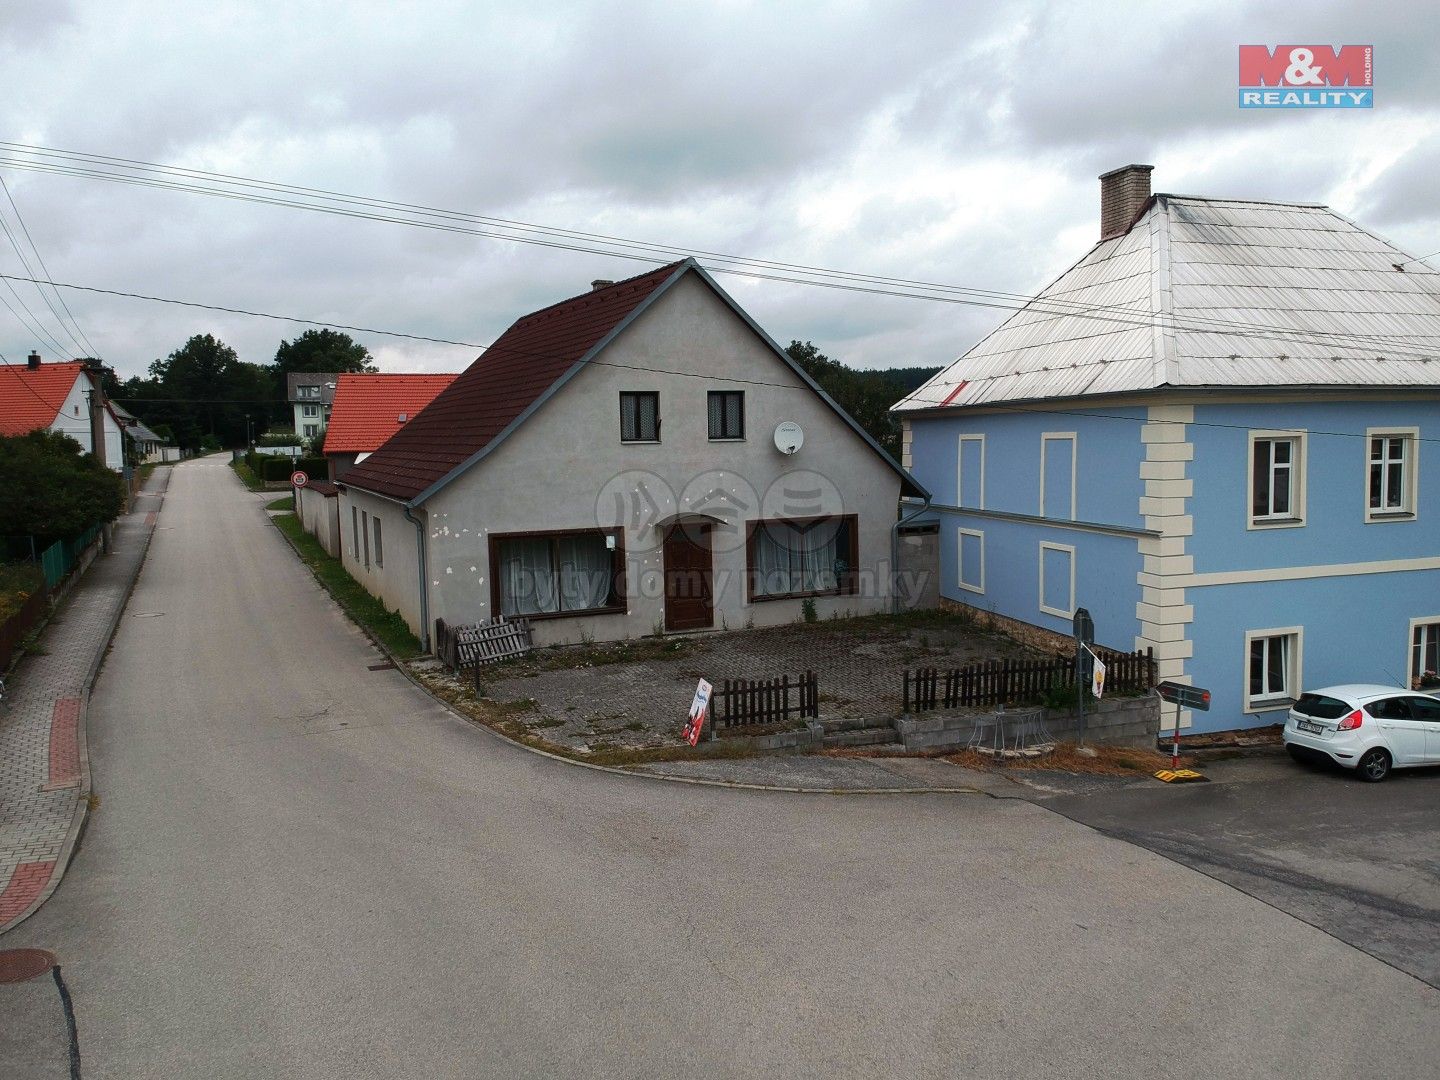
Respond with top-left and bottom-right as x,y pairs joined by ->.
1239,45 -> 1373,108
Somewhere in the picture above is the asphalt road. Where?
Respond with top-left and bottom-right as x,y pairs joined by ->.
3,455 -> 1437,1079
1044,752 -> 1440,988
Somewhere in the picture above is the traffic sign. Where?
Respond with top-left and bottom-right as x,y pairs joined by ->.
291,470 -> 309,488
1155,681 -> 1211,711
1072,607 -> 1094,645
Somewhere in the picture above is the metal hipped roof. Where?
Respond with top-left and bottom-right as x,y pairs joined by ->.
896,195 -> 1440,412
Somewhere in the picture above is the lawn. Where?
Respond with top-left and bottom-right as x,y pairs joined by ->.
230,458 -> 265,491
265,495 -> 294,512
270,512 -> 422,659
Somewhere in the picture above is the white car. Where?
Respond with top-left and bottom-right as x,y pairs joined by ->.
1285,684 -> 1440,781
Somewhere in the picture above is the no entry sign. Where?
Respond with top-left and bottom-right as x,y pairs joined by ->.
291,471 -> 309,488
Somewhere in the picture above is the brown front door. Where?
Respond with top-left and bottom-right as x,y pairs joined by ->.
663,523 -> 713,632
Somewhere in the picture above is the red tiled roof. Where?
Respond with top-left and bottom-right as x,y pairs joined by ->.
342,260 -> 685,501
322,372 -> 458,455
0,361 -> 84,436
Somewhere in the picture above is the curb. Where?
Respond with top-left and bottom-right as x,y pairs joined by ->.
263,503 -> 992,799
0,469 -> 170,936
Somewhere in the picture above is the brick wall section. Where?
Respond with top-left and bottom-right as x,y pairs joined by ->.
939,596 -> 1074,654
1099,164 -> 1154,239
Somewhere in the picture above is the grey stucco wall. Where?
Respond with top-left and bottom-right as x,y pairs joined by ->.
338,487 -> 426,635
420,272 -> 905,646
296,487 -> 341,558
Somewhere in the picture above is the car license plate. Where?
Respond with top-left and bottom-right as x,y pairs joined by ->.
1296,719 -> 1324,734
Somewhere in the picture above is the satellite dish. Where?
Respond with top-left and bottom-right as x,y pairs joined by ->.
773,421 -> 804,455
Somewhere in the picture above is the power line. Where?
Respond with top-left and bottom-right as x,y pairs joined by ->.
0,172 -> 100,358
2,144 -> 1438,361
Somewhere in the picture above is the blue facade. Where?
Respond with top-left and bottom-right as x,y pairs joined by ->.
907,395 -> 1440,735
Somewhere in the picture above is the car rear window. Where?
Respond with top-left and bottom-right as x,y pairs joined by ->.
1293,693 -> 1350,719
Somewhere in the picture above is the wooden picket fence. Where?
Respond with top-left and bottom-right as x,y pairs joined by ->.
903,647 -> 1155,712
712,671 -> 819,729
434,617 -> 534,675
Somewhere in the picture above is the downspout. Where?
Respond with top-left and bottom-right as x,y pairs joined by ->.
404,504 -> 431,653
890,493 -> 933,615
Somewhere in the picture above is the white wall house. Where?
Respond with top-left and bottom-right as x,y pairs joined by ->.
338,260 -> 927,650
0,357 -> 123,471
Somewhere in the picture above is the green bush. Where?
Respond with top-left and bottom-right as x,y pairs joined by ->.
261,456 -> 296,481
296,456 -> 327,480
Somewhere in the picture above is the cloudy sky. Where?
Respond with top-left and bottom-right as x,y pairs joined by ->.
0,0 -> 1435,384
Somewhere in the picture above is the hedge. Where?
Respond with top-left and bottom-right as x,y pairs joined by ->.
261,455 -> 327,482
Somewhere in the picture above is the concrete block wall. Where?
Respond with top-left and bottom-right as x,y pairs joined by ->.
896,693 -> 1159,751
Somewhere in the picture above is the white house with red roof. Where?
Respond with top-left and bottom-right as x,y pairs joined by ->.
0,353 -> 124,470
321,371 -> 458,481
338,259 -> 926,650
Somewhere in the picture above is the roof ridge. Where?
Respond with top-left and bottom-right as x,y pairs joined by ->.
1149,200 -> 1179,386
1156,192 -> 1329,210
509,258 -> 691,327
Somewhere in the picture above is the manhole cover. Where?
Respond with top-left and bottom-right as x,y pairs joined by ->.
0,948 -> 55,983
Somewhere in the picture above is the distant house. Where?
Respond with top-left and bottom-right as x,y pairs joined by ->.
111,402 -> 174,463
0,353 -> 124,470
339,259 -> 926,650
895,164 -> 1440,734
321,372 -> 457,481
286,372 -> 339,440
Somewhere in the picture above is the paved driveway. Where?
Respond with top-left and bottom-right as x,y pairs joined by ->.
3,455 -> 1436,1079
1042,753 -> 1440,988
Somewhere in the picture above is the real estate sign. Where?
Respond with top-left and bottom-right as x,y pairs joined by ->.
684,679 -> 712,746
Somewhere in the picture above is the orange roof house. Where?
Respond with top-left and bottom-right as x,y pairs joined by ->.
320,372 -> 457,480
0,355 -> 125,470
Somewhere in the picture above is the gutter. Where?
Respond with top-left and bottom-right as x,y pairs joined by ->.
403,504 -> 431,653
890,494 -> 933,614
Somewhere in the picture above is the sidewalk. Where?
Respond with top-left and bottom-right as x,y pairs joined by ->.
0,466 -> 169,933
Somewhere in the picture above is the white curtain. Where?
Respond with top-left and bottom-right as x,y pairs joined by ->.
753,520 -> 848,597
500,537 -> 557,616
558,534 -> 612,610
801,524 -> 839,592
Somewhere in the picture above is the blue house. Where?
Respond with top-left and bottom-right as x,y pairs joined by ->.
895,165 -> 1440,735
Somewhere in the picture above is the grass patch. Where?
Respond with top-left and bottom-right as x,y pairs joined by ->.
0,562 -> 44,623
230,458 -> 265,491
947,742 -> 1174,776
270,512 -> 422,659
265,495 -> 295,512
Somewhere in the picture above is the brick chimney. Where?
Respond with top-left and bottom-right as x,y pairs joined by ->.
1099,164 -> 1154,240
27,350 -> 40,370
590,279 -> 615,291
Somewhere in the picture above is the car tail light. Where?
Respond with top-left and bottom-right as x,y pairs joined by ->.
1337,710 -> 1363,731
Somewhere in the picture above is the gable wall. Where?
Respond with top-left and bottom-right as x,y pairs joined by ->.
424,271 -> 904,644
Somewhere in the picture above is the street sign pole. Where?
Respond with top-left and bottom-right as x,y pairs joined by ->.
1152,681 -> 1212,783
1072,608 -> 1095,747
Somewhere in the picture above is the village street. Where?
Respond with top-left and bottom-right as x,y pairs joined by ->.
2,455 -> 1436,1079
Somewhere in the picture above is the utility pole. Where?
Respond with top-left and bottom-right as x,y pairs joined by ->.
85,359 -> 115,553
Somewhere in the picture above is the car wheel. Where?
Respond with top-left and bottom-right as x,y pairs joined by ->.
1357,748 -> 1391,782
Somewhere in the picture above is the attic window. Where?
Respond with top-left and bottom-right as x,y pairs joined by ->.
397,413 -> 408,423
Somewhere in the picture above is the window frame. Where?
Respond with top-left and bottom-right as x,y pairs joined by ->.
707,390 -> 745,441
1037,541 -> 1076,619
619,391 -> 660,444
956,527 -> 985,595
1039,432 -> 1078,521
361,510 -> 370,568
957,433 -> 985,509
487,527 -> 626,621
372,515 -> 383,569
351,505 -> 359,559
1247,430 -> 1308,529
745,514 -> 859,602
302,404 -> 320,418
1243,626 -> 1303,713
1364,427 -> 1418,523
1409,615 -> 1440,689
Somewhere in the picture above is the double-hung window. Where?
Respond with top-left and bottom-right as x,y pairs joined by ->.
1367,429 -> 1417,520
491,529 -> 623,618
1250,432 -> 1306,526
1412,620 -> 1440,689
708,391 -> 744,440
302,404 -> 319,418
620,392 -> 659,442
1245,628 -> 1301,711
747,516 -> 857,600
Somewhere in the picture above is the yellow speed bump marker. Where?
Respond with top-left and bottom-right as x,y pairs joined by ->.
1153,768 -> 1209,784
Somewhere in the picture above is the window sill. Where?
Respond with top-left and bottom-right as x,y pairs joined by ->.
1365,510 -> 1415,523
708,437 -> 746,443
619,439 -> 661,446
749,586 -> 855,604
1244,697 -> 1295,714
1248,517 -> 1305,531
503,604 -> 627,622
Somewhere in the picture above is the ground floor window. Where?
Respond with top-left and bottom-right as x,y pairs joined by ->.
1244,627 -> 1301,710
747,516 -> 857,600
490,529 -> 624,618
1412,619 -> 1440,689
